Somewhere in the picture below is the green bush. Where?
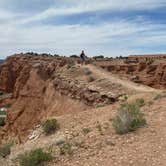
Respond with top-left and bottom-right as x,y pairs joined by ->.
42,119 -> 59,135
60,143 -> 73,155
83,68 -> 92,75
87,76 -> 95,82
118,95 -> 128,102
112,103 -> 146,134
3,104 -> 11,108
0,111 -> 7,115
18,148 -> 52,166
0,91 -> 3,96
135,98 -> 145,107
67,60 -> 76,68
82,128 -> 91,135
0,142 -> 13,158
0,117 -> 5,126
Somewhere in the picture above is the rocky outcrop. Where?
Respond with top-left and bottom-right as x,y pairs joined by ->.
97,61 -> 166,89
53,73 -> 117,106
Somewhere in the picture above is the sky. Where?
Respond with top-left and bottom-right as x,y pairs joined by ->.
0,0 -> 166,58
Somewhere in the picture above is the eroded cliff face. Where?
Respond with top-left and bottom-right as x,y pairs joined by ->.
0,55 -> 69,141
0,56 -> 26,92
0,55 -> 118,142
99,61 -> 166,89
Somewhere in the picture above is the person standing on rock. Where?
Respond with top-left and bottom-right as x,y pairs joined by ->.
80,50 -> 87,65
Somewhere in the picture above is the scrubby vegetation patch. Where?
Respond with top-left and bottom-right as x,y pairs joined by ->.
42,119 -> 59,135
0,142 -> 13,158
112,102 -> 146,134
18,148 -> 52,166
0,117 -> 5,127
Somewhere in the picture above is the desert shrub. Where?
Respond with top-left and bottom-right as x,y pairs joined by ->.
153,93 -> 166,100
0,142 -> 13,158
59,143 -> 73,155
5,104 -> 11,108
0,91 -> 3,96
18,148 -> 52,166
118,95 -> 128,102
0,117 -> 5,126
96,122 -> 104,135
0,110 -> 7,115
70,55 -> 79,58
87,76 -> 95,82
83,68 -> 92,75
42,119 -> 59,135
82,128 -> 91,135
93,55 -> 104,59
154,94 -> 161,100
112,103 -> 146,134
148,101 -> 154,106
135,98 -> 145,107
67,60 -> 76,68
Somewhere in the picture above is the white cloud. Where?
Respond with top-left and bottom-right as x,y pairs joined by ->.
0,19 -> 166,58
0,9 -> 16,20
17,0 -> 166,24
0,0 -> 166,58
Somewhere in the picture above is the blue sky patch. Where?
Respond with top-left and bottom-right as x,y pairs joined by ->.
0,0 -> 166,58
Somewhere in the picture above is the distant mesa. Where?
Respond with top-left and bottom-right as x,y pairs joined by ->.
128,54 -> 166,60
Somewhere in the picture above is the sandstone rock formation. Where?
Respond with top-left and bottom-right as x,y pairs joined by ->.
95,60 -> 166,89
0,54 -> 119,141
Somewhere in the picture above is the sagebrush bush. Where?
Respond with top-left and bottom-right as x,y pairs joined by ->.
82,128 -> 91,135
18,148 -> 52,166
112,103 -> 146,134
87,76 -> 95,82
96,122 -> 104,135
0,117 -> 5,126
42,119 -> 59,135
135,98 -> 145,107
60,143 -> 73,155
0,111 -> 6,115
0,91 -> 3,96
67,60 -> 76,68
119,95 -> 128,102
83,68 -> 92,75
0,142 -> 13,158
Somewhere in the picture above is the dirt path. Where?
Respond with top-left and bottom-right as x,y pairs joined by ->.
85,64 -> 160,93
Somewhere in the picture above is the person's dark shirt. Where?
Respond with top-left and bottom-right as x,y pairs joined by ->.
80,52 -> 85,59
